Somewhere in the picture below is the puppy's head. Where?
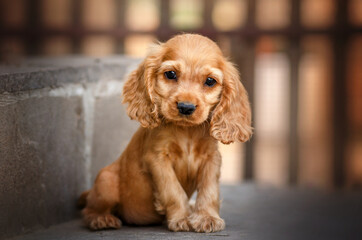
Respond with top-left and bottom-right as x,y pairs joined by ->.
123,34 -> 252,143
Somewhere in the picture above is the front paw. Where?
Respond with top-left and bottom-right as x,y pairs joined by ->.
189,212 -> 225,233
84,213 -> 122,230
168,217 -> 190,232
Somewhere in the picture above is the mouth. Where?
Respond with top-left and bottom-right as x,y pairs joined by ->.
176,119 -> 206,127
165,113 -> 205,127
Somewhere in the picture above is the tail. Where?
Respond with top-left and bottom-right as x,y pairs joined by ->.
77,190 -> 90,209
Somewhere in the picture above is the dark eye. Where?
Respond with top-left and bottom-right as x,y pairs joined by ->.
164,71 -> 177,80
205,77 -> 217,87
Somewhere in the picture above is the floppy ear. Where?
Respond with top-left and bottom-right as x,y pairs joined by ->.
122,44 -> 163,128
210,61 -> 253,144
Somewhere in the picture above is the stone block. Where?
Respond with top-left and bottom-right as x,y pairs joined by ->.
90,95 -> 139,183
0,56 -> 141,239
0,96 -> 87,238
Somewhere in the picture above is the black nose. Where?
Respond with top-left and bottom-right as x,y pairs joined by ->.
177,102 -> 196,116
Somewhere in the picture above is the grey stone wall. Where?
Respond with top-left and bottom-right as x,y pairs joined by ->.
0,56 -> 140,239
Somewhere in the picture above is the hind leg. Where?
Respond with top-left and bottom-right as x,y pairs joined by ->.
82,167 -> 122,230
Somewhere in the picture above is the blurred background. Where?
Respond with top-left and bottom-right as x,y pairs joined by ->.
1,0 -> 361,190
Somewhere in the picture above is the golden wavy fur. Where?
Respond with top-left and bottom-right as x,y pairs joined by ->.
78,34 -> 252,233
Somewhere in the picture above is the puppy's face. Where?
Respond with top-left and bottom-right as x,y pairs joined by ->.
154,36 -> 225,126
123,34 -> 252,143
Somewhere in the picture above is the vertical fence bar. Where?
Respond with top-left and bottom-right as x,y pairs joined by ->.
26,0 -> 41,55
243,0 -> 257,181
288,0 -> 301,185
203,0 -> 214,34
72,0 -> 82,54
0,1 -> 4,33
0,0 -> 4,60
159,0 -> 171,41
115,0 -> 126,54
333,0 -> 348,188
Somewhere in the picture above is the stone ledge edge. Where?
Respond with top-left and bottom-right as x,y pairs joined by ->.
0,56 -> 141,94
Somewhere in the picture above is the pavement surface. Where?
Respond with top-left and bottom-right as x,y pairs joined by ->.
8,184 -> 362,240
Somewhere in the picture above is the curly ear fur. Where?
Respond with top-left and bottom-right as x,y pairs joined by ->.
122,44 -> 163,128
210,61 -> 253,144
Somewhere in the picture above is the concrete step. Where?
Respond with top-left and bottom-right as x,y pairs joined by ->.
7,185 -> 362,240
0,57 -> 140,239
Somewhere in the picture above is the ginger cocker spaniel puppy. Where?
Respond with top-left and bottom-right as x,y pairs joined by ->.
78,34 -> 252,233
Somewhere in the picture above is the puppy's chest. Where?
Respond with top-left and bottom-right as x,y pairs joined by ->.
167,136 -> 211,186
